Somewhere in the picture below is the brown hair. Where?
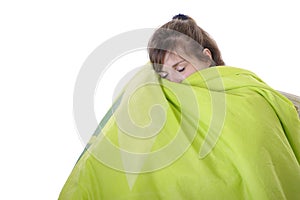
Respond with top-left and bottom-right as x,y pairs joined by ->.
148,14 -> 225,72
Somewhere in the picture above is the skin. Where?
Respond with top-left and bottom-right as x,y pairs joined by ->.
157,49 -> 213,83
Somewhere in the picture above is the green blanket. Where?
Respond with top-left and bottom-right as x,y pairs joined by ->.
59,64 -> 300,200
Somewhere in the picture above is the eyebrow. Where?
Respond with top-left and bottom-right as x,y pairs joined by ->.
171,60 -> 185,68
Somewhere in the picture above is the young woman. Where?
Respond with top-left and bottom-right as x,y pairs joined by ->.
59,14 -> 300,199
148,14 -> 224,82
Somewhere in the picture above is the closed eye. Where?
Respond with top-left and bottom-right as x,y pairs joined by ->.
172,60 -> 187,73
176,65 -> 185,72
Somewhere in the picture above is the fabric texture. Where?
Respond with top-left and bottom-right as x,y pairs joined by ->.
59,64 -> 300,200
279,91 -> 300,118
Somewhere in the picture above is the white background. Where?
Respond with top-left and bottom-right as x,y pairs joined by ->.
0,0 -> 299,199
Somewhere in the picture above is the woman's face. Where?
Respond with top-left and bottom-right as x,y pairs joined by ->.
158,51 -> 211,83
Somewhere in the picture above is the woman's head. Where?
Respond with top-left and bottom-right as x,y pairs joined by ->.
148,14 -> 224,82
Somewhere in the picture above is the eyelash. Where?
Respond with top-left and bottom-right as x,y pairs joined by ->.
158,62 -> 186,78
176,65 -> 185,72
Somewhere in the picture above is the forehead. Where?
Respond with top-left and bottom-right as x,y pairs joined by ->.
163,52 -> 184,67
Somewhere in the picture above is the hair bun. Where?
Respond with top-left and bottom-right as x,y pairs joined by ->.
172,14 -> 189,20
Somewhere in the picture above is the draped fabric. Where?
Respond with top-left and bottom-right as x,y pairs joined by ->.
59,64 -> 300,200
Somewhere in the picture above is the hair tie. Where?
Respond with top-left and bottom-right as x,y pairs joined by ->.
172,14 -> 189,20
